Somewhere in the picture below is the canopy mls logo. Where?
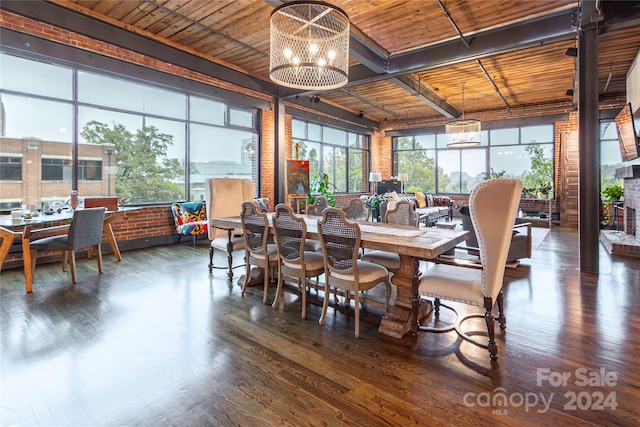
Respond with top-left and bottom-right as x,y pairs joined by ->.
463,367 -> 619,416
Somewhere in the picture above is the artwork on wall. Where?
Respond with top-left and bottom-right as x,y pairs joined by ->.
287,160 -> 310,194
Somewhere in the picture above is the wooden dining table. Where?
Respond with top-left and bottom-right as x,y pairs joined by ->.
0,207 -> 135,293
210,214 -> 468,338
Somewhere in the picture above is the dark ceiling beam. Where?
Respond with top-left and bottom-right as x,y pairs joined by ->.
0,0 -> 279,95
388,75 -> 459,118
339,89 -> 406,120
287,97 -> 380,130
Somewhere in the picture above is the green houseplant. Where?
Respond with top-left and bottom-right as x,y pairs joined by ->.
308,173 -> 336,206
602,183 -> 623,203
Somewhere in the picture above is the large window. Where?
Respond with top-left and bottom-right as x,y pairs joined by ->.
292,118 -> 369,193
600,121 -> 624,189
393,124 -> 554,195
0,51 -> 260,208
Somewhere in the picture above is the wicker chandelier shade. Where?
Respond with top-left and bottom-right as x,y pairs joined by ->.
446,82 -> 481,148
269,1 -> 350,90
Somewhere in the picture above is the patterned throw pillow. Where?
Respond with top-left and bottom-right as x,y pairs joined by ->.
415,192 -> 427,208
426,194 -> 434,207
254,197 -> 270,213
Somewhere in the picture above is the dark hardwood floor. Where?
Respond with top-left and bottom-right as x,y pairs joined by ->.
1,227 -> 639,426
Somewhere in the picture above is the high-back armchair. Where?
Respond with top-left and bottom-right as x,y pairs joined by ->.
205,178 -> 256,280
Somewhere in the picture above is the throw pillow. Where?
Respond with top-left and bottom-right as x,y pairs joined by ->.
426,194 -> 434,207
387,191 -> 400,201
415,192 -> 427,208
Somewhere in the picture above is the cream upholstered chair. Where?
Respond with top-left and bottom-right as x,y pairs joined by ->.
240,201 -> 279,304
318,208 -> 391,338
271,204 -> 325,319
412,178 -> 522,360
205,178 -> 255,280
361,200 -> 419,273
29,207 -> 106,285
341,198 -> 369,222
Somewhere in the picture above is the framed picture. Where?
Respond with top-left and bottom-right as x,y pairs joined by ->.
287,160 -> 309,195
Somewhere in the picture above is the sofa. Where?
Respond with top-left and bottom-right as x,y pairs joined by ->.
377,192 -> 453,226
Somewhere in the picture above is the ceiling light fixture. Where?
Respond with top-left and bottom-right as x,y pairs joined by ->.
269,1 -> 350,90
446,82 -> 481,148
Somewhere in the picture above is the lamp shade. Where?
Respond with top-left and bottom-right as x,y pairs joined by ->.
398,173 -> 409,182
445,119 -> 482,148
369,172 -> 382,182
269,1 -> 350,90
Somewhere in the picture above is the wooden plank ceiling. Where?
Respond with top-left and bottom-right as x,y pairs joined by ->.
55,0 -> 640,124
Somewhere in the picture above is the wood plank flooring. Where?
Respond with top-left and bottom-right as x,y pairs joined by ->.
1,227 -> 639,426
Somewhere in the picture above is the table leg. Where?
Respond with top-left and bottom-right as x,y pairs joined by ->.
378,254 -> 432,338
21,225 -> 33,293
104,212 -> 124,261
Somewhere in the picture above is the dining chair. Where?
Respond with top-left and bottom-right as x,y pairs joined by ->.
361,200 -> 419,273
317,207 -> 391,338
306,196 -> 329,216
29,207 -> 107,285
271,204 -> 325,319
412,178 -> 522,360
240,201 -> 279,304
341,198 -> 369,222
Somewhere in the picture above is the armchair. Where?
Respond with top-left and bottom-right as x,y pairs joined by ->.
460,205 -> 532,263
171,201 -> 208,247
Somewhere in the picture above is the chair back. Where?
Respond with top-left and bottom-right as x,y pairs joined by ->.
385,200 -> 419,226
470,178 -> 522,300
68,207 -> 106,251
318,208 -> 360,275
342,198 -> 369,221
240,201 -> 269,256
273,204 -> 306,264
205,178 -> 255,240
307,196 -> 329,216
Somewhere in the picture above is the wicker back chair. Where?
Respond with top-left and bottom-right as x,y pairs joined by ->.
306,196 -> 329,216
271,204 -> 325,318
240,201 -> 278,304
385,200 -> 419,226
317,208 -> 391,338
341,198 -> 369,222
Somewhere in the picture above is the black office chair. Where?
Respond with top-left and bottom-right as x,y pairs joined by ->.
30,207 -> 106,285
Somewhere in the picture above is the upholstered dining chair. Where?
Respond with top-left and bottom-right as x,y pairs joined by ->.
240,201 -> 279,304
361,200 -> 419,273
412,178 -> 522,360
271,204 -> 325,319
29,207 -> 106,285
341,198 -> 369,222
317,208 -> 391,338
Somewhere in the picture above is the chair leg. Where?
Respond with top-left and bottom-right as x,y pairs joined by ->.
319,280 -> 330,326
496,291 -> 506,330
484,297 -> 498,360
69,250 -> 77,284
62,250 -> 68,272
241,258 -> 251,298
226,238 -> 234,281
354,290 -> 360,338
262,263 -> 269,305
272,264 -> 283,310
192,235 -> 196,247
434,297 -> 441,316
208,247 -> 214,273
301,277 -> 307,320
95,244 -> 103,274
177,235 -> 182,245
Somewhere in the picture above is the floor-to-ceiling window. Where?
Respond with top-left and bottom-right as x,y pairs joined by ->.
292,118 -> 369,194
0,51 -> 259,210
393,124 -> 554,196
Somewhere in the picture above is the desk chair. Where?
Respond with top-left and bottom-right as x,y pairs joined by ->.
271,204 -> 325,319
412,178 -> 522,360
29,207 -> 106,285
240,201 -> 278,304
318,208 -> 391,338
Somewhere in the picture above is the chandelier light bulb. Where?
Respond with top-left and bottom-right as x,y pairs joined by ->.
328,50 -> 336,60
317,58 -> 326,67
309,43 -> 318,55
283,48 -> 292,59
292,56 -> 300,66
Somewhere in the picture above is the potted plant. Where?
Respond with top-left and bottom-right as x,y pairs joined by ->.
538,182 -> 552,199
602,183 -> 623,203
308,173 -> 336,206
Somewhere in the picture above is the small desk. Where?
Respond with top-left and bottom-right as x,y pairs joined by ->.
0,207 -> 135,292
211,215 -> 468,338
